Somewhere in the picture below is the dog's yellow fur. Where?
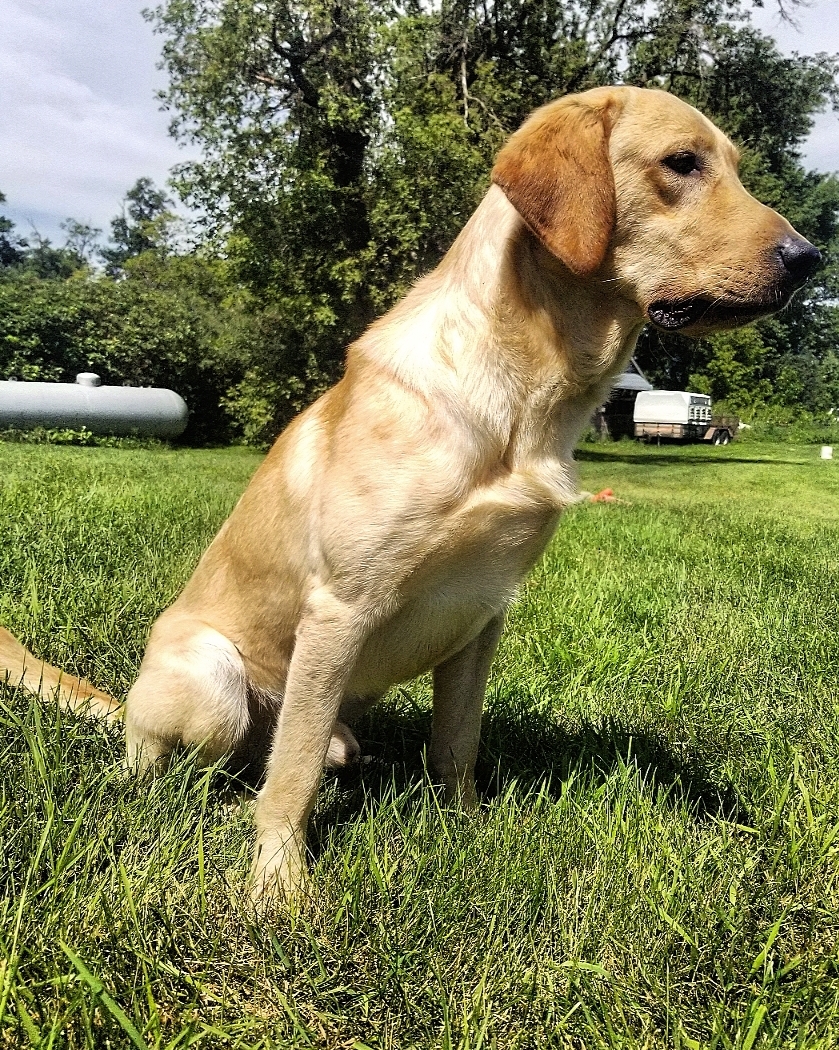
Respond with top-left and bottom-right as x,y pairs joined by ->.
0,87 -> 817,901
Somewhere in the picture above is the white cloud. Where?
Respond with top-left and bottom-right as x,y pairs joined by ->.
0,0 -> 196,244
751,0 -> 839,173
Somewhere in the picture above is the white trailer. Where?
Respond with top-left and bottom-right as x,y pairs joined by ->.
633,390 -> 737,444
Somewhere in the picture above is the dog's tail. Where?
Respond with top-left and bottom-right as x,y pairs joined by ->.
0,626 -> 122,721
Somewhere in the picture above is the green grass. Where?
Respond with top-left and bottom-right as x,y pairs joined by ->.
1,439 -> 839,1048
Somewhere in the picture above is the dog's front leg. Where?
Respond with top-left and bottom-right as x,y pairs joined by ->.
251,588 -> 367,902
430,612 -> 505,807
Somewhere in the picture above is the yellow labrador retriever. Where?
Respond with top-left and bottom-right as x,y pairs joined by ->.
0,86 -> 820,900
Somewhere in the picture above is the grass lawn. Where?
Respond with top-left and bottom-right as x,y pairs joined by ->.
1,439 -> 838,1048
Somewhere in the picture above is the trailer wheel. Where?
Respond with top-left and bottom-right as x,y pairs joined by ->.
713,429 -> 731,446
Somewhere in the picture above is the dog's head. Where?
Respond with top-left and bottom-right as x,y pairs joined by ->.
492,86 -> 820,336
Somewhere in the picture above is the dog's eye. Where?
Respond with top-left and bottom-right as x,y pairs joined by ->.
662,151 -> 701,177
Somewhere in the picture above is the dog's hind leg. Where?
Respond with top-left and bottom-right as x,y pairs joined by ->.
124,619 -> 251,774
124,614 -> 361,778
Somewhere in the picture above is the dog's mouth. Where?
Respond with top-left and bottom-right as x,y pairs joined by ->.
647,294 -> 788,332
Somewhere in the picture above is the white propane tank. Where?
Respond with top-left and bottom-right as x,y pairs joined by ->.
0,374 -> 189,438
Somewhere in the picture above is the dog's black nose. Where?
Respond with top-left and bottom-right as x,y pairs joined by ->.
778,235 -> 821,283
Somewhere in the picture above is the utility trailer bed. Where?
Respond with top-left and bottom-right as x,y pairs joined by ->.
633,391 -> 738,444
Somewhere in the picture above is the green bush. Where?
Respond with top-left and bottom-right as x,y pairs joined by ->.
0,426 -> 168,448
0,272 -> 238,443
735,405 -> 839,445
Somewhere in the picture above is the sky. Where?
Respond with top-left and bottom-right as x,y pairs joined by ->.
0,0 -> 195,245
751,0 -> 839,172
1,0 -> 839,247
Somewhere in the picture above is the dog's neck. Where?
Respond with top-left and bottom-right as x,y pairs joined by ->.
357,185 -> 644,466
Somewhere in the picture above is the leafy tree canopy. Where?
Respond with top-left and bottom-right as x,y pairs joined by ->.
0,187 -> 243,443
2,1 -> 838,446
0,192 -> 27,270
100,177 -> 177,275
144,0 -> 839,438
0,203 -> 93,281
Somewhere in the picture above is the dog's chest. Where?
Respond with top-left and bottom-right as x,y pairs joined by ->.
349,466 -> 568,692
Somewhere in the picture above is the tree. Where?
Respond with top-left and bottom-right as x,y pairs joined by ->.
0,269 -> 238,441
148,0 -> 390,434
0,192 -> 26,270
61,219 -> 101,265
18,232 -> 87,281
146,0 -> 839,438
0,196 -> 100,280
101,177 -> 176,275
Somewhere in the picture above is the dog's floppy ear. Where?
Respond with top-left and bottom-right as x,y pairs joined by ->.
492,95 -> 618,277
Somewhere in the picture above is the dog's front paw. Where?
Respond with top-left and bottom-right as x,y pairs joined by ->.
249,827 -> 308,907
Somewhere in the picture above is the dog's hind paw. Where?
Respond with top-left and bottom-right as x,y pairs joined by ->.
324,721 -> 361,768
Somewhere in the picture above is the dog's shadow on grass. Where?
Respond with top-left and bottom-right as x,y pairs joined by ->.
575,448 -> 803,468
312,693 -> 749,831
